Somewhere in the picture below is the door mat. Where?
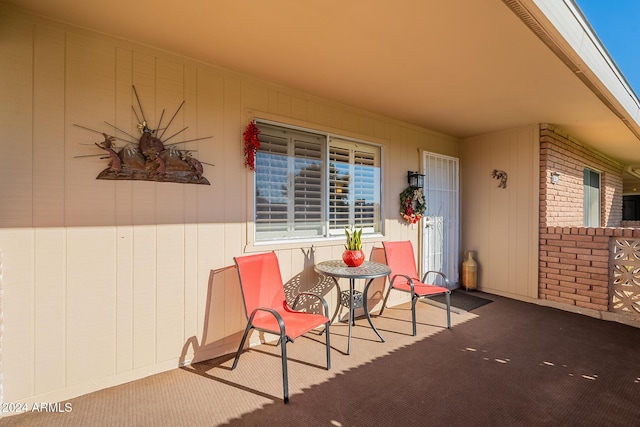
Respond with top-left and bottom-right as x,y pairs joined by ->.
423,289 -> 493,313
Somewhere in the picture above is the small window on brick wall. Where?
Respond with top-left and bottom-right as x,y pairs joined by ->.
583,167 -> 600,227
623,195 -> 640,220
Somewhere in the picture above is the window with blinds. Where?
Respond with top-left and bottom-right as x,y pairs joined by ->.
255,122 -> 381,243
328,139 -> 380,235
255,124 -> 325,240
583,167 -> 601,227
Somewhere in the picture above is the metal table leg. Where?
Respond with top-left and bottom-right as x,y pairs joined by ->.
363,278 -> 385,342
329,276 -> 342,325
347,278 -> 354,355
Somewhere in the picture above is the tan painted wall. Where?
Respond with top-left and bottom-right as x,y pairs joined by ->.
0,8 -> 459,405
460,126 -> 539,300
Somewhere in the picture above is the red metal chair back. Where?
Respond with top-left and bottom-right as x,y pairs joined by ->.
234,252 -> 286,317
383,241 -> 419,283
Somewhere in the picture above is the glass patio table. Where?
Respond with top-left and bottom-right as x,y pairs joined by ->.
314,260 -> 391,355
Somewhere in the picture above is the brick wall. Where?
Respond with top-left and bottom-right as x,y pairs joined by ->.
540,125 -> 624,228
538,125 -> 628,313
539,226 -> 640,313
539,226 -> 611,310
622,220 -> 640,227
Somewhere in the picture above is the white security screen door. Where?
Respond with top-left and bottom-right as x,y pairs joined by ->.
421,152 -> 459,286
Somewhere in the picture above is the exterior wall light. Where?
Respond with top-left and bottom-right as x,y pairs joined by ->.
551,171 -> 561,185
407,171 -> 425,188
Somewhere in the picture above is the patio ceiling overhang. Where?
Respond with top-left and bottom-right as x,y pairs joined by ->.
7,0 -> 640,168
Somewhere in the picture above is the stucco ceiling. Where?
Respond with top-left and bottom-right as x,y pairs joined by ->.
6,0 -> 640,166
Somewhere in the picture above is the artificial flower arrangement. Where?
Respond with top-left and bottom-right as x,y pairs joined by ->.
243,120 -> 260,171
400,186 -> 426,224
344,225 -> 363,251
343,225 -> 365,267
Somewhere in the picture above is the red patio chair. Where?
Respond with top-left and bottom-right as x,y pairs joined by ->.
232,251 -> 331,403
380,241 -> 451,335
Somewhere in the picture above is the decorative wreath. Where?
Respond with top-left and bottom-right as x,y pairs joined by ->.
400,186 -> 426,224
243,120 -> 261,171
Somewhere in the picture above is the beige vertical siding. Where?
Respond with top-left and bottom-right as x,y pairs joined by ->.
460,126 -> 539,300
0,8 -> 460,405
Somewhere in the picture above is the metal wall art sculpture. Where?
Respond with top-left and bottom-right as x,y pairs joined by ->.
491,169 -> 508,188
75,86 -> 213,185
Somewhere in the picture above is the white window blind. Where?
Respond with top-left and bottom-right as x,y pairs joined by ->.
254,122 -> 381,243
329,138 -> 380,235
255,124 -> 325,241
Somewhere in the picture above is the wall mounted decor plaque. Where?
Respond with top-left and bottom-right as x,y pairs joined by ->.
75,86 -> 213,185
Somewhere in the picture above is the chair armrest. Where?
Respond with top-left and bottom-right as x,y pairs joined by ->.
248,307 -> 286,335
422,270 -> 450,289
291,292 -> 330,318
390,273 -> 417,292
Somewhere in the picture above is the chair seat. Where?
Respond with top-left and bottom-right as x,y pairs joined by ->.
391,279 -> 449,297
252,309 -> 329,340
233,251 -> 332,403
381,241 -> 451,335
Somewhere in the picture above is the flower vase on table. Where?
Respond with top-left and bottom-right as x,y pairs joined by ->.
343,225 -> 365,267
342,250 -> 365,267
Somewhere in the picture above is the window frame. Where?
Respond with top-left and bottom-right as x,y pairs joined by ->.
249,118 -> 384,248
253,123 -> 326,241
583,167 -> 601,227
327,137 -> 381,236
